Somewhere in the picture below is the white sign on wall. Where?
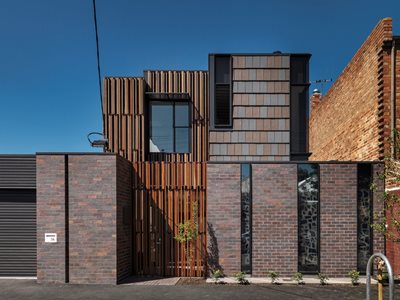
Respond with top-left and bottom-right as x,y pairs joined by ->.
45,233 -> 57,243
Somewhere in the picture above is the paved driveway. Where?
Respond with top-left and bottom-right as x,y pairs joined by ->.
0,280 -> 398,300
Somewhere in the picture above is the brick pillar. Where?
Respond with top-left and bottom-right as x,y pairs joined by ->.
37,155 -> 67,283
207,164 -> 241,276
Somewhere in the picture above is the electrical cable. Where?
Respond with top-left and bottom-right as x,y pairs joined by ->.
92,0 -> 103,117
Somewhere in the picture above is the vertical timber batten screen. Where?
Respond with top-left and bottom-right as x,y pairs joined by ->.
133,161 -> 207,277
103,72 -> 209,277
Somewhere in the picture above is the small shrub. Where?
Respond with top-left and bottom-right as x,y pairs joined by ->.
211,269 -> 224,284
268,271 -> 280,284
292,272 -> 304,285
348,270 -> 360,286
234,272 -> 249,285
318,273 -> 329,285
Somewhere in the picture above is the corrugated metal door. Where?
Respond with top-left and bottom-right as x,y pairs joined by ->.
0,189 -> 36,276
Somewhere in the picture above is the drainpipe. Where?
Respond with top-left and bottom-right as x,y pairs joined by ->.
391,39 -> 396,159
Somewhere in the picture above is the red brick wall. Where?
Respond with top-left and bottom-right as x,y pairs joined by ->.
207,164 -> 241,276
252,164 -> 297,276
309,18 -> 393,161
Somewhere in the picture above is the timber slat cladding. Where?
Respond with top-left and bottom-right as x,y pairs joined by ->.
103,72 -> 208,277
133,162 -> 207,277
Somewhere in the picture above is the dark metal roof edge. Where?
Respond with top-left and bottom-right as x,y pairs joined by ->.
104,76 -> 144,79
209,53 -> 312,57
143,69 -> 208,72
208,160 -> 382,164
36,152 -> 117,156
0,154 -> 36,157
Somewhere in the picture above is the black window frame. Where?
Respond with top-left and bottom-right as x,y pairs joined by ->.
210,54 -> 233,129
149,100 -> 191,154
297,163 -> 320,274
357,163 -> 374,274
240,163 -> 252,274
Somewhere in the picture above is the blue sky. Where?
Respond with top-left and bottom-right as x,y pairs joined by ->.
0,0 -> 399,153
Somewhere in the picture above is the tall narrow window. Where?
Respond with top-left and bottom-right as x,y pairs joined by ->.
241,164 -> 252,273
149,101 -> 190,153
214,55 -> 231,127
357,164 -> 372,272
298,164 -> 319,273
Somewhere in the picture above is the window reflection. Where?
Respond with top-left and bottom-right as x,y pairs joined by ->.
149,101 -> 190,153
298,164 -> 319,273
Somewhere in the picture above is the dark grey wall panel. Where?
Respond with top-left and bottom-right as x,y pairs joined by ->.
0,189 -> 36,276
0,155 -> 36,189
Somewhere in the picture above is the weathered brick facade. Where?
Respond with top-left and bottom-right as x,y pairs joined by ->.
252,164 -> 297,276
36,154 -> 132,284
309,18 -> 397,161
207,164 -> 241,276
207,162 -> 384,277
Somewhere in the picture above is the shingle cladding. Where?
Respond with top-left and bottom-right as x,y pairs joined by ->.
209,55 -> 291,162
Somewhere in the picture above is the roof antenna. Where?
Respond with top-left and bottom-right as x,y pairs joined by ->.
310,79 -> 333,95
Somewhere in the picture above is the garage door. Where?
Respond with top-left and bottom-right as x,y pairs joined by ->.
0,189 -> 36,276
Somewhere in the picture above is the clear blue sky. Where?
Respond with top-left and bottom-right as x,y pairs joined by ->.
0,0 -> 399,153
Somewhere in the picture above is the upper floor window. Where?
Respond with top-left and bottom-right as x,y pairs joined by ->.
149,101 -> 190,153
213,55 -> 232,127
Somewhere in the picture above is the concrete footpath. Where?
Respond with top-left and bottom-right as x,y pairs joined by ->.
0,279 -> 398,300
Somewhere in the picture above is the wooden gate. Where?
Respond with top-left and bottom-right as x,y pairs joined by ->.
133,161 -> 207,277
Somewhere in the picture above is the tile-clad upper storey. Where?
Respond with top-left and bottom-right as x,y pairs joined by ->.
209,53 -> 310,162
103,52 -> 310,163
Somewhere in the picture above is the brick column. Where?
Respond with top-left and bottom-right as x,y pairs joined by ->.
320,164 -> 357,276
252,164 -> 298,277
207,163 -> 241,276
37,155 -> 67,283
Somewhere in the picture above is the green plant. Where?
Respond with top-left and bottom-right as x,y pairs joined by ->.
292,272 -> 304,284
370,129 -> 400,243
211,269 -> 224,284
174,200 -> 199,279
318,273 -> 329,285
348,270 -> 360,286
268,271 -> 280,284
234,272 -> 249,285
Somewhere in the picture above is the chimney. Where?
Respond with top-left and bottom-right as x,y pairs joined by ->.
310,89 -> 322,112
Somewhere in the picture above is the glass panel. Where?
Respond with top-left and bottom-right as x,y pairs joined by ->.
150,103 -> 173,153
215,56 -> 230,84
175,103 -> 189,127
357,164 -> 372,272
215,84 -> 230,126
298,164 -> 319,273
241,164 -> 251,273
175,128 -> 190,153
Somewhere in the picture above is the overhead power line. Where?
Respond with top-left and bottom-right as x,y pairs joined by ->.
92,0 -> 103,117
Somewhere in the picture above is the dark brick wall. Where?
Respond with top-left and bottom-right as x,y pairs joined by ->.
68,155 -> 118,284
36,154 -> 132,284
252,164 -> 297,276
207,162 -> 384,277
37,155 -> 67,283
319,164 -> 358,275
116,156 -> 133,282
207,164 -> 241,276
